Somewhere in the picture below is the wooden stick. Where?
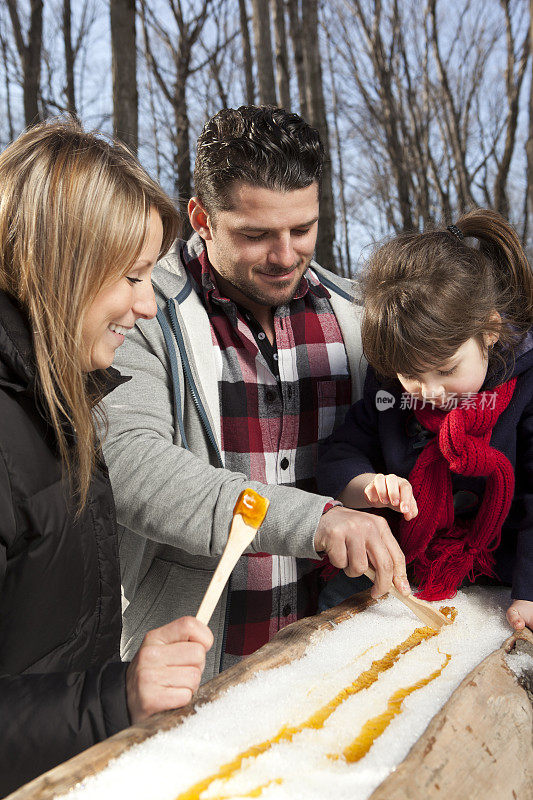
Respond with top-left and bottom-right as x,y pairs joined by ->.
364,567 -> 450,630
196,489 -> 270,626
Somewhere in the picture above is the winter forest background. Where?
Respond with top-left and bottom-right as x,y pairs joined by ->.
1,0 -> 532,275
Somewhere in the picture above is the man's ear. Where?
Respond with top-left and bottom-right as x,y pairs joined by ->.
188,197 -> 212,240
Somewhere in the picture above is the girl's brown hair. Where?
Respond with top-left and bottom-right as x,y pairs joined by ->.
0,119 -> 180,509
360,208 -> 533,381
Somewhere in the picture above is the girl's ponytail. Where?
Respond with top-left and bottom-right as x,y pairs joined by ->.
455,208 -> 533,338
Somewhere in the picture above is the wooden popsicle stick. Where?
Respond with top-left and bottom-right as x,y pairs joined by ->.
364,566 -> 450,630
197,489 -> 270,626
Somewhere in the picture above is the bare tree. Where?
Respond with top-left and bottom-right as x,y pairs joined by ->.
287,0 -> 307,118
327,0 -> 530,245
524,0 -> 533,244
325,26 -> 351,276
302,0 -> 335,269
38,0 -> 100,123
251,0 -> 276,104
491,1 -> 529,216
111,0 -> 138,153
141,0 -> 213,213
6,0 -> 43,126
239,0 -> 255,104
271,0 -> 290,109
62,0 -> 76,115
0,6 -> 16,141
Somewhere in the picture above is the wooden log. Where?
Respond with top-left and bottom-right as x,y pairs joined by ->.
5,594 -> 533,800
370,628 -> 533,800
5,593 -> 375,800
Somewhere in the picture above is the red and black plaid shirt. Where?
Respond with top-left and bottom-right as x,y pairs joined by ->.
184,239 -> 350,669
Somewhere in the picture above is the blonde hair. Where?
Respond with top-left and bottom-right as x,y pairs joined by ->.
0,119 -> 180,509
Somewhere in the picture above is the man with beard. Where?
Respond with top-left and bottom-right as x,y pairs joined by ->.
103,106 -> 410,681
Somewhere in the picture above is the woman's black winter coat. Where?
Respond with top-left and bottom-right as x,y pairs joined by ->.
0,292 -> 130,796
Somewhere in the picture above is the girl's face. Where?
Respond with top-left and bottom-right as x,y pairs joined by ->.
397,336 -> 494,408
81,208 -> 162,372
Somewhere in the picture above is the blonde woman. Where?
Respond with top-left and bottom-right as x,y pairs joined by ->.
0,121 -> 213,794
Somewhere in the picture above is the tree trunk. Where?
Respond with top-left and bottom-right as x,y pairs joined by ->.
24,0 -> 42,126
525,0 -> 533,243
0,27 -> 15,140
62,0 -> 76,116
271,0 -> 290,110
302,0 -> 336,271
287,0 -> 307,118
7,0 -> 43,126
251,0 -> 277,105
326,26 -> 350,277
493,0 -> 530,218
428,0 -> 475,211
110,0 -> 138,153
174,57 -> 192,232
239,0 -> 255,105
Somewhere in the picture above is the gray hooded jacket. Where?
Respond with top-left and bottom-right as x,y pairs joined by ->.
102,236 -> 365,681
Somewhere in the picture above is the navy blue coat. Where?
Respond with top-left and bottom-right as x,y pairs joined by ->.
317,332 -> 533,601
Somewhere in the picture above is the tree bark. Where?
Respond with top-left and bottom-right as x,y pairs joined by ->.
7,0 -> 43,127
428,0 -> 475,211
62,0 -> 76,116
287,0 -> 307,118
0,25 -> 15,140
110,0 -> 138,153
173,61 -> 192,206
493,0 -> 530,218
524,0 -> 532,243
302,0 -> 336,271
251,0 -> 277,105
326,26 -> 350,277
271,0 -> 290,110
239,0 -> 255,104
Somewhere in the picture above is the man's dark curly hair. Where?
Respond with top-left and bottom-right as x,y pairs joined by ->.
193,105 -> 324,213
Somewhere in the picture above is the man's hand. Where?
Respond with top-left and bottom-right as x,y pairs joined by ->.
506,599 -> 533,632
364,473 -> 418,521
314,506 -> 410,599
126,616 -> 214,724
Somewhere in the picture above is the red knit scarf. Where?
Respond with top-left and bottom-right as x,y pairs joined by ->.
397,378 -> 517,601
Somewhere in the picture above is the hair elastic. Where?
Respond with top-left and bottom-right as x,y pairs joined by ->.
447,224 -> 464,241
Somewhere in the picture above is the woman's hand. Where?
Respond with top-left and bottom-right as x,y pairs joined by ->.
126,616 -> 214,724
506,599 -> 533,632
364,473 -> 418,521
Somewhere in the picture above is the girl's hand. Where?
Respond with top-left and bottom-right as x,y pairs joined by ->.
364,473 -> 418,521
506,599 -> 533,632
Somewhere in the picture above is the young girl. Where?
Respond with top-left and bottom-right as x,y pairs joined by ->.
317,209 -> 533,632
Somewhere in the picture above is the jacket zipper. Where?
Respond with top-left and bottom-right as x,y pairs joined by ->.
167,298 -> 224,468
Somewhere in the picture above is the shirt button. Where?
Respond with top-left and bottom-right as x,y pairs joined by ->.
273,353 -> 278,361
258,332 -> 266,340
282,603 -> 292,617
265,389 -> 277,402
280,457 -> 289,470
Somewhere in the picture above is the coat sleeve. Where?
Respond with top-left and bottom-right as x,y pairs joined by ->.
0,455 -> 130,796
0,663 -> 130,795
101,326 -> 331,561
511,392 -> 533,602
317,366 -> 387,499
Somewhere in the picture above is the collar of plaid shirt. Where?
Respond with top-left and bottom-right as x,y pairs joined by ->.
186,247 -> 331,316
182,239 -> 350,670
